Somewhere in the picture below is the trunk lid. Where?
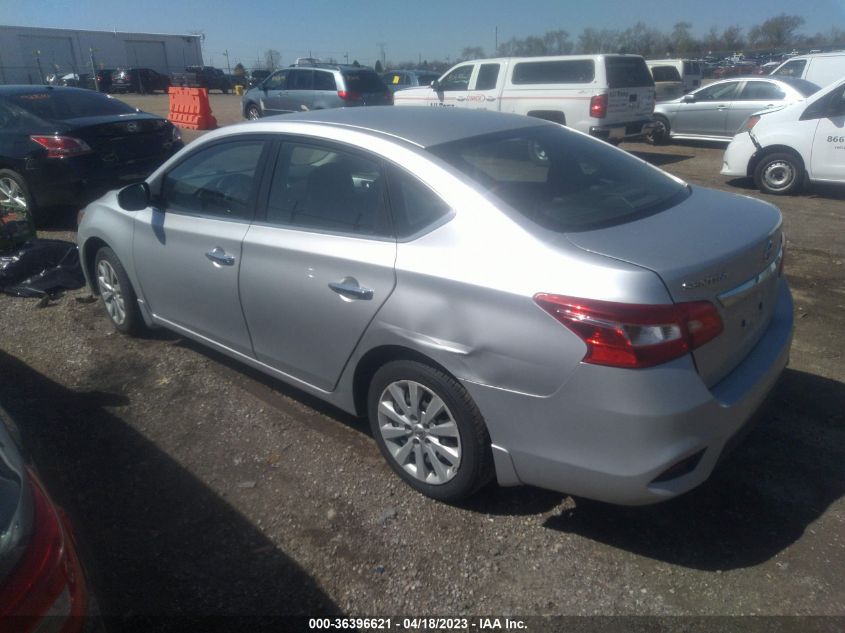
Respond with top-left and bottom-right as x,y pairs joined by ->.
565,186 -> 784,387
64,114 -> 174,163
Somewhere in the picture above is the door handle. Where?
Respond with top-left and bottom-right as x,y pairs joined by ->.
456,96 -> 466,101
486,96 -> 496,101
717,105 -> 727,110
205,247 -> 236,266
329,280 -> 374,300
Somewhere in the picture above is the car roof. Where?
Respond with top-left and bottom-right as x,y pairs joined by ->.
0,85 -> 101,96
259,107 -> 550,148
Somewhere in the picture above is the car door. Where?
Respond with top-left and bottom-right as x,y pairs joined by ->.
133,137 -> 271,356
810,82 -> 845,181
281,69 -> 314,112
673,81 -> 740,136
465,63 -> 501,111
259,70 -> 288,115
726,80 -> 787,136
433,64 -> 473,107
239,138 -> 397,391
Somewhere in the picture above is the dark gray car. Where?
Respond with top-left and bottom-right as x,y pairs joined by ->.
381,69 -> 442,93
242,64 -> 392,119
649,76 -> 820,144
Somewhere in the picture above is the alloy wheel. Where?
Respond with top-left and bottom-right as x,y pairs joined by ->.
96,259 -> 126,325
0,177 -> 28,213
377,380 -> 462,485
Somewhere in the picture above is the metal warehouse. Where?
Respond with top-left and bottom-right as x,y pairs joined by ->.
0,24 -> 203,84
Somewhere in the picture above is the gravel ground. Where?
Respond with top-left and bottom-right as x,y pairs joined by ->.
0,94 -> 843,624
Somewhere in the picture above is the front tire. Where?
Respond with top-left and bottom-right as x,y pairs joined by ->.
245,103 -> 261,120
754,151 -> 804,195
647,115 -> 671,145
94,247 -> 143,335
368,360 -> 493,502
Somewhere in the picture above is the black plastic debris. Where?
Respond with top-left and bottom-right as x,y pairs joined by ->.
0,204 -> 36,251
0,239 -> 86,298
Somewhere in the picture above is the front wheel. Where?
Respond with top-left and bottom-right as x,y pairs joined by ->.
245,103 -> 261,120
368,360 -> 494,502
647,115 -> 671,145
94,247 -> 144,335
754,152 -> 804,195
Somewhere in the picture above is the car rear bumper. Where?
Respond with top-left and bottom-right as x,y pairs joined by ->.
589,119 -> 656,141
464,279 -> 793,505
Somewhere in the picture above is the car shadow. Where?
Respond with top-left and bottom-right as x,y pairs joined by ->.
0,349 -> 343,623
627,150 -> 696,166
726,177 -> 845,200
542,368 -> 845,571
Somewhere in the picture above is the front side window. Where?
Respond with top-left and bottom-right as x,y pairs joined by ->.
738,81 -> 786,101
264,71 -> 287,90
288,70 -> 313,90
439,65 -> 473,91
772,59 -> 807,78
429,126 -> 688,233
313,71 -> 337,91
694,81 -> 740,101
474,64 -> 500,91
265,142 -> 390,237
163,140 -> 265,219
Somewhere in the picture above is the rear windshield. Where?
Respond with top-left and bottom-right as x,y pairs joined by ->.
651,66 -> 682,82
606,57 -> 654,88
789,78 -> 822,97
683,61 -> 701,75
6,90 -> 136,120
512,60 -> 595,84
428,126 -> 688,232
342,71 -> 386,93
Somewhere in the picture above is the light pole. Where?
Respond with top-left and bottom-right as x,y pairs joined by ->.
34,50 -> 44,84
90,48 -> 99,91
223,49 -> 231,75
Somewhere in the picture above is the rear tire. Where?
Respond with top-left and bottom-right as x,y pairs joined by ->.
0,169 -> 42,228
94,247 -> 144,336
367,360 -> 494,502
754,151 -> 804,195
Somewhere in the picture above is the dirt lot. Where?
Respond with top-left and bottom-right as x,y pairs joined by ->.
0,94 -> 843,624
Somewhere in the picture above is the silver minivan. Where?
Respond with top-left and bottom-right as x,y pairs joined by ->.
242,64 -> 392,119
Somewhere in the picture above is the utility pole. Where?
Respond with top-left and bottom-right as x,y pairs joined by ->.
344,52 -> 349,64
495,26 -> 498,55
377,42 -> 386,68
34,50 -> 44,84
223,49 -> 231,75
89,48 -> 99,91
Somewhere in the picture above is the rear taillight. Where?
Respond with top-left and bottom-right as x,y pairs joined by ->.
30,136 -> 92,159
590,94 -> 608,119
533,294 -> 723,369
0,470 -> 86,632
779,237 -> 786,276
337,90 -> 362,101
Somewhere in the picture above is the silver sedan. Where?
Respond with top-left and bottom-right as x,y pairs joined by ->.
77,107 -> 793,505
649,76 -> 819,144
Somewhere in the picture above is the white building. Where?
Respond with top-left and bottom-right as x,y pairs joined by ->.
0,24 -> 203,84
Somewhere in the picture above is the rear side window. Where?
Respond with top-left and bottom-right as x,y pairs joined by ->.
474,64 -> 500,90
738,81 -> 785,101
772,59 -> 807,78
7,90 -> 135,120
265,142 -> 390,237
429,126 -> 688,233
651,66 -> 681,82
683,61 -> 701,75
314,71 -> 337,91
163,140 -> 265,220
512,60 -> 594,84
605,57 -> 654,88
289,70 -> 313,90
342,71 -> 386,93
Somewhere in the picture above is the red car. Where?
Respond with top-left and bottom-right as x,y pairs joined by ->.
712,63 -> 765,78
0,405 -> 92,633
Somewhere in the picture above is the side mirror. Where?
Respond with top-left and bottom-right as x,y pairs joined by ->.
431,79 -> 441,91
117,182 -> 150,211
681,94 -> 696,103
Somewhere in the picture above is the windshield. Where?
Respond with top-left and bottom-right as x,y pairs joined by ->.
6,90 -> 136,120
428,126 -> 689,232
788,78 -> 822,97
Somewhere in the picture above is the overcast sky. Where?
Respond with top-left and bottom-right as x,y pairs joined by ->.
6,0 -> 844,68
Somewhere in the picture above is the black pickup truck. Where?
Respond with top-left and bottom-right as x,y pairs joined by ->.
170,66 -> 231,93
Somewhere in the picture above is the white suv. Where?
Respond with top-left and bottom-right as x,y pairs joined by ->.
721,78 -> 845,194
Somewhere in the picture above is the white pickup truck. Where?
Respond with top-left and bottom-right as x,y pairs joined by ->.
393,54 -> 656,142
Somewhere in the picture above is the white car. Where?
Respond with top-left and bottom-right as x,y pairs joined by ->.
721,78 -> 845,194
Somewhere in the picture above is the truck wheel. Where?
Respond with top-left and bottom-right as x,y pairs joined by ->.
754,152 -> 804,195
